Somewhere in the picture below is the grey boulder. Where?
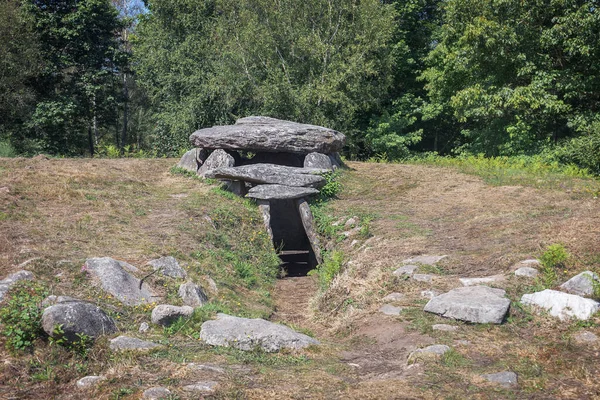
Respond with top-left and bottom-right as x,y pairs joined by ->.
109,335 -> 161,351
198,149 -> 236,178
177,149 -> 199,172
514,267 -> 539,278
481,371 -> 518,388
178,282 -> 208,307
246,184 -> 319,200
560,270 -> 599,296
200,313 -> 318,352
190,116 -> 345,155
521,289 -> 599,320
151,304 -> 194,326
142,387 -> 172,400
304,152 -> 333,170
205,163 -> 327,188
147,256 -> 186,279
424,286 -> 510,324
42,301 -> 117,343
84,257 -> 156,306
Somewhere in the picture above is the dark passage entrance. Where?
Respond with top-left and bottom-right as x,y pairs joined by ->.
269,199 -> 318,277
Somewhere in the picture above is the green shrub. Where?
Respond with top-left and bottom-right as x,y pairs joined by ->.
538,244 -> 570,288
309,250 -> 345,289
0,140 -> 17,157
0,281 -> 48,352
317,171 -> 343,201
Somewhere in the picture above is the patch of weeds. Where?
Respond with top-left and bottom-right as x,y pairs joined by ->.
418,263 -> 447,275
537,243 -> 570,288
0,281 -> 48,353
309,250 -> 345,290
84,193 -> 97,201
402,307 -> 437,334
49,325 -> 94,357
441,348 -> 471,368
110,387 -> 135,400
315,170 -> 343,202
505,301 -> 534,326
310,203 -> 345,241
169,165 -> 200,179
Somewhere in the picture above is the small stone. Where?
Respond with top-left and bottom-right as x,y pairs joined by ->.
382,292 -> 404,302
393,264 -> 419,277
178,282 -> 208,307
560,271 -> 599,297
187,363 -> 226,374
139,322 -> 150,333
573,331 -> 598,344
459,275 -> 503,286
513,259 -> 540,268
379,304 -> 402,316
421,290 -> 439,299
76,375 -> 105,389
514,267 -> 539,278
151,304 -> 194,326
109,336 -> 160,351
481,371 -> 518,388
182,381 -> 218,394
521,289 -> 600,321
408,344 -> 450,363
432,324 -> 458,332
413,274 -> 433,283
424,286 -> 510,324
402,255 -> 447,266
344,217 -> 358,227
142,387 -> 172,400
147,256 -> 186,279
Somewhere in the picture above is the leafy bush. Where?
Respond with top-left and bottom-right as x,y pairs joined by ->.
538,244 -> 570,288
0,281 -> 48,352
551,131 -> 600,176
316,171 -> 343,201
309,250 -> 345,289
0,140 -> 17,157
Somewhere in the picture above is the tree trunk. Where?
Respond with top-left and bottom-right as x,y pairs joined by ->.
121,72 -> 128,153
88,123 -> 95,157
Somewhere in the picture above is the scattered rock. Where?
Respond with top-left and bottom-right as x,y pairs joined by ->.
190,116 -> 346,154
514,267 -> 539,278
199,313 -> 319,352
344,217 -> 358,227
206,163 -> 327,188
421,290 -> 440,299
179,282 -> 208,307
481,371 -> 518,388
246,184 -> 319,200
382,292 -> 404,302
413,274 -> 433,283
109,336 -> 160,351
304,152 -> 334,170
76,375 -> 106,389
432,324 -> 458,332
187,363 -> 226,374
198,149 -> 236,177
0,270 -> 34,301
84,257 -> 155,306
341,226 -> 361,238
560,270 -> 599,296
42,301 -> 117,343
402,255 -> 447,266
142,387 -> 172,400
151,304 -> 194,326
408,344 -> 451,363
182,381 -> 218,394
424,286 -> 511,324
147,256 -> 186,279
139,322 -> 150,333
393,264 -> 419,277
573,331 -> 598,344
521,289 -> 600,320
177,149 -> 200,172
379,304 -> 402,316
459,275 -> 504,286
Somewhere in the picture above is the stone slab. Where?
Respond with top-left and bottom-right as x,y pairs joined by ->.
246,184 -> 319,200
424,286 -> 510,324
521,289 -> 600,320
205,163 -> 327,188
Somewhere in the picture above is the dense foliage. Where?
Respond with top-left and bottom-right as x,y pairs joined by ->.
1,0 -> 599,173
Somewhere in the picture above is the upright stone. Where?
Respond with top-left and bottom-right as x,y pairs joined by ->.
198,149 -> 236,178
177,149 -> 199,172
304,152 -> 333,170
296,198 -> 323,264
257,200 -> 274,244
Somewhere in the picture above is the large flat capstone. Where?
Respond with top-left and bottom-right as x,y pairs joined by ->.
521,289 -> 600,320
424,286 -> 510,324
246,184 -> 319,200
205,164 -> 327,188
199,313 -> 319,352
189,116 -> 346,154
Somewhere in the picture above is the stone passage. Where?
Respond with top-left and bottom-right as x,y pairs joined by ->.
183,116 -> 345,276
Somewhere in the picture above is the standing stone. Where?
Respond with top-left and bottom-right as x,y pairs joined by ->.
198,149 -> 236,178
84,257 -> 155,306
151,304 -> 194,326
424,286 -> 510,324
178,282 -> 208,307
560,271 -> 599,296
296,198 -> 323,264
257,200 -> 274,244
521,289 -> 600,320
177,149 -> 199,172
42,301 -> 117,343
304,152 -> 333,170
147,256 -> 187,279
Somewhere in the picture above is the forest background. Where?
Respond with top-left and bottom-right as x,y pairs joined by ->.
1,0 -> 599,175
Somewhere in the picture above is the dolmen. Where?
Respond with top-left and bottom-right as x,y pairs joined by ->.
178,116 -> 346,268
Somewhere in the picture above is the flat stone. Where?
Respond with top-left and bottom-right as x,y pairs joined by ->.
148,256 -> 186,279
304,152 -> 334,170
206,163 -> 327,188
560,271 -> 599,296
190,116 -> 346,154
424,286 -> 510,324
459,275 -> 504,286
573,331 -> 598,344
513,259 -> 541,268
481,371 -> 518,388
199,313 -> 319,352
408,344 -> 450,363
187,363 -> 226,374
382,292 -> 404,302
393,264 -> 419,277
76,375 -> 106,389
198,149 -> 235,177
379,304 -> 402,316
521,289 -> 600,320
432,324 -> 458,332
142,387 -> 172,400
151,304 -> 194,326
139,322 -> 150,333
109,336 -> 160,351
413,274 -> 433,282
246,184 -> 319,200
514,267 -> 539,278
402,255 -> 447,266
42,301 -> 117,343
182,381 -> 218,393
179,282 -> 208,307
84,257 -> 155,306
